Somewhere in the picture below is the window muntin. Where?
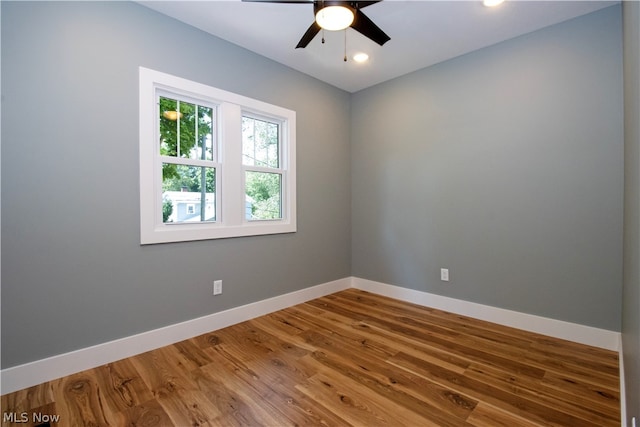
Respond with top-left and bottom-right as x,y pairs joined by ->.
139,67 -> 296,244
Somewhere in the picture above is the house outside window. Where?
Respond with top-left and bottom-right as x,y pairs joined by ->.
139,67 -> 296,244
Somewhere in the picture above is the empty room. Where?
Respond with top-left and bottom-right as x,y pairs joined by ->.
2,0 -> 639,426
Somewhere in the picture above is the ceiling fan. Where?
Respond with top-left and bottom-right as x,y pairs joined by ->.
241,0 -> 390,49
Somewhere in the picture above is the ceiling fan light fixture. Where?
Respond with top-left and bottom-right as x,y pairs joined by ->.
315,5 -> 354,31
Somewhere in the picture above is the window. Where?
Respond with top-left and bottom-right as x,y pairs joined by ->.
242,115 -> 283,220
139,67 -> 296,244
159,94 -> 217,224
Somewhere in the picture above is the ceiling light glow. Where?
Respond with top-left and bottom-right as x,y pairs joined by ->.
353,53 -> 369,63
483,0 -> 505,7
315,6 -> 354,31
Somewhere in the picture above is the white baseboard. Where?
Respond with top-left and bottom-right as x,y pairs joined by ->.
2,275 -> 623,399
0,277 -> 351,395
352,277 -> 621,351
619,335 -> 627,427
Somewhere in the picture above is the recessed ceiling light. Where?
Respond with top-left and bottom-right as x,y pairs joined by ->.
353,53 -> 369,63
483,0 -> 505,7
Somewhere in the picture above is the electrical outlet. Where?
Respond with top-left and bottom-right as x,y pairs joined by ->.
213,280 -> 222,296
440,268 -> 449,282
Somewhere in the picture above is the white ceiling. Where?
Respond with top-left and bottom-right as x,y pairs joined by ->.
138,0 -> 617,93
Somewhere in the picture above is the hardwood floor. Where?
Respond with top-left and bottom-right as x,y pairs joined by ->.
1,289 -> 620,426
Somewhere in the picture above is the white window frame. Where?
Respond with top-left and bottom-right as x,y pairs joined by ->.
139,67 -> 296,244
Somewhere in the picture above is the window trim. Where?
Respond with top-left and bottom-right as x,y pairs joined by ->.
139,67 -> 296,244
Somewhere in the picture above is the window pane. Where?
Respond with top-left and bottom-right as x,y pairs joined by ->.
159,96 -> 214,161
242,116 -> 279,168
162,164 -> 216,223
245,171 -> 281,220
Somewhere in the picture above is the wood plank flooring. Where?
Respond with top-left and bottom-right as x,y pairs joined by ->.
1,289 -> 620,426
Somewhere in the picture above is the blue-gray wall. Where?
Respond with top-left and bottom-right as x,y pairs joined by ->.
351,6 -> 624,331
1,1 -> 351,368
622,0 -> 640,422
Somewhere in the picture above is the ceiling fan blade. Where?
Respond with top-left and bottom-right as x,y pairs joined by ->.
351,1 -> 381,9
296,21 -> 321,48
350,8 -> 390,46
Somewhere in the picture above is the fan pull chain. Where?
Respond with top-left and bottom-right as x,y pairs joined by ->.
344,30 -> 347,62
322,29 -> 325,44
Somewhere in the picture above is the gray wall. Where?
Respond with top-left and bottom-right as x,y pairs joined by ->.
1,1 -> 351,368
622,0 -> 640,422
351,6 -> 624,331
